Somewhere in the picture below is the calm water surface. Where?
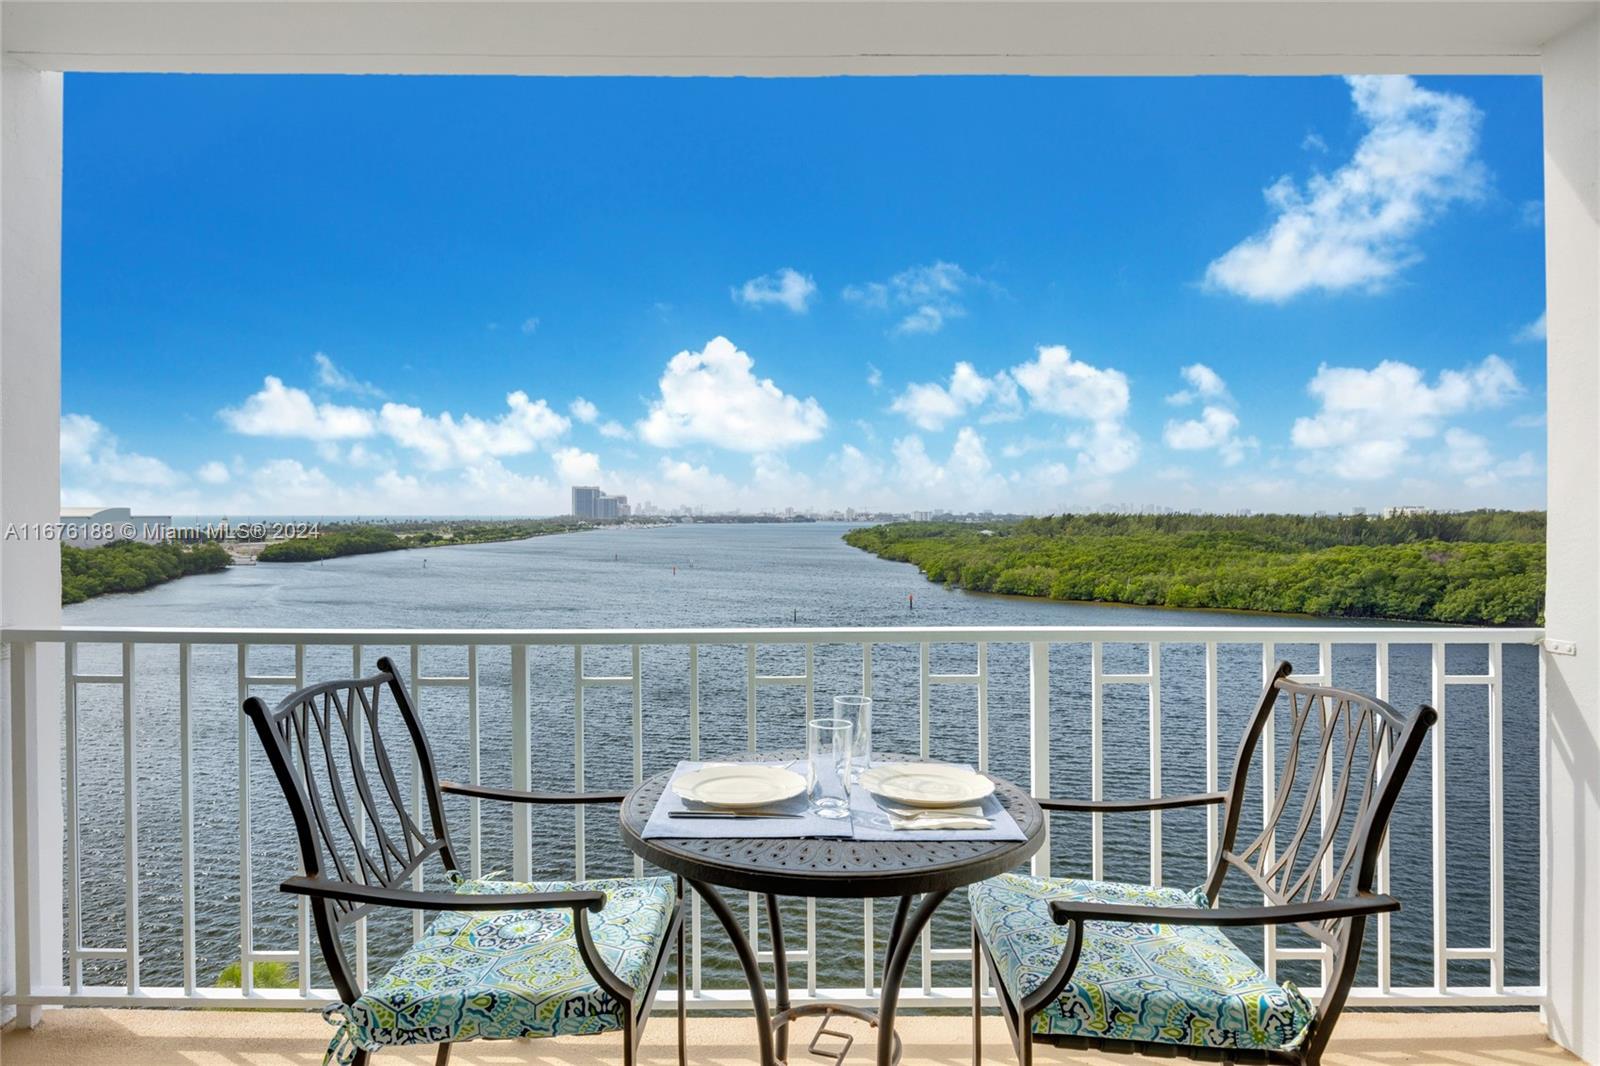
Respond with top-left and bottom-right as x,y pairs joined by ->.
65,523 -> 1539,995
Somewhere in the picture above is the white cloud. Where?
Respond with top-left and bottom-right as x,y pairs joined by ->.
1515,313 -> 1546,343
1291,354 -> 1522,479
60,413 -> 185,496
1166,363 -> 1231,405
1206,75 -> 1485,302
1164,406 -> 1255,465
866,364 -> 883,389
637,336 -> 827,452
844,261 -> 979,335
197,460 -> 231,485
1443,427 -> 1542,488
1009,345 -> 1140,477
892,428 -> 1004,499
221,376 -> 378,440
598,420 -> 631,440
249,458 -> 337,503
733,268 -> 818,313
313,353 -> 385,399
658,457 -> 737,498
891,362 -> 1009,431
370,459 -> 567,516
379,391 -> 569,469
569,397 -> 599,423
1162,364 -> 1255,465
1011,345 -> 1129,421
60,413 -> 105,465
1068,420 -> 1142,478
552,446 -> 603,485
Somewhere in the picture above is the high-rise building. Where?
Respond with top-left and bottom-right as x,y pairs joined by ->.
571,485 -> 630,519
571,485 -> 602,518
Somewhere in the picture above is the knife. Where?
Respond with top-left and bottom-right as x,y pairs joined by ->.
669,810 -> 806,820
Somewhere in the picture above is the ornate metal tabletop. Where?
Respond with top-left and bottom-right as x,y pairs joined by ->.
619,751 -> 1045,899
618,752 -> 1046,1066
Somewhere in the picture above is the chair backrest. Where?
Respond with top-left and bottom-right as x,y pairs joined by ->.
243,656 -> 458,1000
1207,660 -> 1436,1053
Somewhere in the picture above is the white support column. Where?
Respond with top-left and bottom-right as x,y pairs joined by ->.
1543,16 -> 1600,1061
0,55 -> 64,1029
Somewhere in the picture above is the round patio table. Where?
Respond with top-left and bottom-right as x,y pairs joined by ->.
619,753 -> 1046,1066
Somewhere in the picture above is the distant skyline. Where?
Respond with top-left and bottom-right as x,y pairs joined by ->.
62,73 -> 1546,516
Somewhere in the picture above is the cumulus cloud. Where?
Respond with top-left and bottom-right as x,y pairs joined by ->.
890,362 -> 1016,430
379,391 -> 569,469
844,261 -> 980,335
1442,427 -> 1541,489
1206,76 -> 1485,302
1291,354 -> 1521,479
569,397 -> 599,424
598,420 -> 631,440
637,336 -> 827,452
60,413 -> 185,492
552,445 -> 603,485
221,376 -> 378,440
1164,406 -> 1253,465
1162,364 -> 1256,465
733,268 -> 818,313
197,460 -> 231,485
893,428 -> 1003,499
314,353 -> 385,399
1515,313 -> 1546,344
1010,345 -> 1140,476
1165,363 -> 1231,406
658,457 -> 738,497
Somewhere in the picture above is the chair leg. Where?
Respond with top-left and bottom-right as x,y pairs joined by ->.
676,902 -> 687,1066
971,924 -> 983,1066
351,1051 -> 371,1066
434,1043 -> 451,1066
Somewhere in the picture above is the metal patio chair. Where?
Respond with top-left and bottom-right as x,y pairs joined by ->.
244,656 -> 685,1066
969,660 -> 1436,1065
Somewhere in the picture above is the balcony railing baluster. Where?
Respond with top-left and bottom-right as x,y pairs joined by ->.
0,623 -> 1548,1014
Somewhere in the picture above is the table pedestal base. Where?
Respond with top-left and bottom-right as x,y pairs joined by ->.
770,1003 -> 904,1066
690,881 -> 950,1066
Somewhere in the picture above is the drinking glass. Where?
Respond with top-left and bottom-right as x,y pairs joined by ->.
807,717 -> 853,819
833,694 -> 873,777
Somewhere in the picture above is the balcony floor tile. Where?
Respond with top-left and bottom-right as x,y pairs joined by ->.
0,1008 -> 1576,1065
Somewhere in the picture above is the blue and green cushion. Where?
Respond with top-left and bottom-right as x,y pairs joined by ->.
969,873 -> 1314,1053
324,875 -> 676,1066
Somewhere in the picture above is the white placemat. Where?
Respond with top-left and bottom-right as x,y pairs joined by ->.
640,760 -> 854,840
848,763 -> 1027,842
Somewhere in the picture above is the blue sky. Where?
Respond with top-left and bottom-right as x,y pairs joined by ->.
61,73 -> 1547,516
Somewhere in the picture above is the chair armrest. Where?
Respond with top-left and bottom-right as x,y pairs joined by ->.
441,780 -> 628,805
281,875 -> 607,913
1048,892 -> 1399,928
1038,790 -> 1225,814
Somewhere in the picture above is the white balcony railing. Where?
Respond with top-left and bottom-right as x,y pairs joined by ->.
2,624 -> 1546,1014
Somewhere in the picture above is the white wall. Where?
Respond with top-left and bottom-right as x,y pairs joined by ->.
0,53 -> 64,1027
1543,15 -> 1600,1061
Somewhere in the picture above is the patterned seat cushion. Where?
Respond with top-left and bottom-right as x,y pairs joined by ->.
325,875 -> 675,1066
970,873 -> 1314,1052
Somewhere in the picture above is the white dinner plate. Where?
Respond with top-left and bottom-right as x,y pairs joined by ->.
672,764 -> 807,810
859,764 -> 995,809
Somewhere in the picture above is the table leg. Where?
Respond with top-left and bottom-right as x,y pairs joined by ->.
765,893 -> 791,1063
691,880 -> 777,1066
884,895 -> 912,965
876,890 -> 950,1066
